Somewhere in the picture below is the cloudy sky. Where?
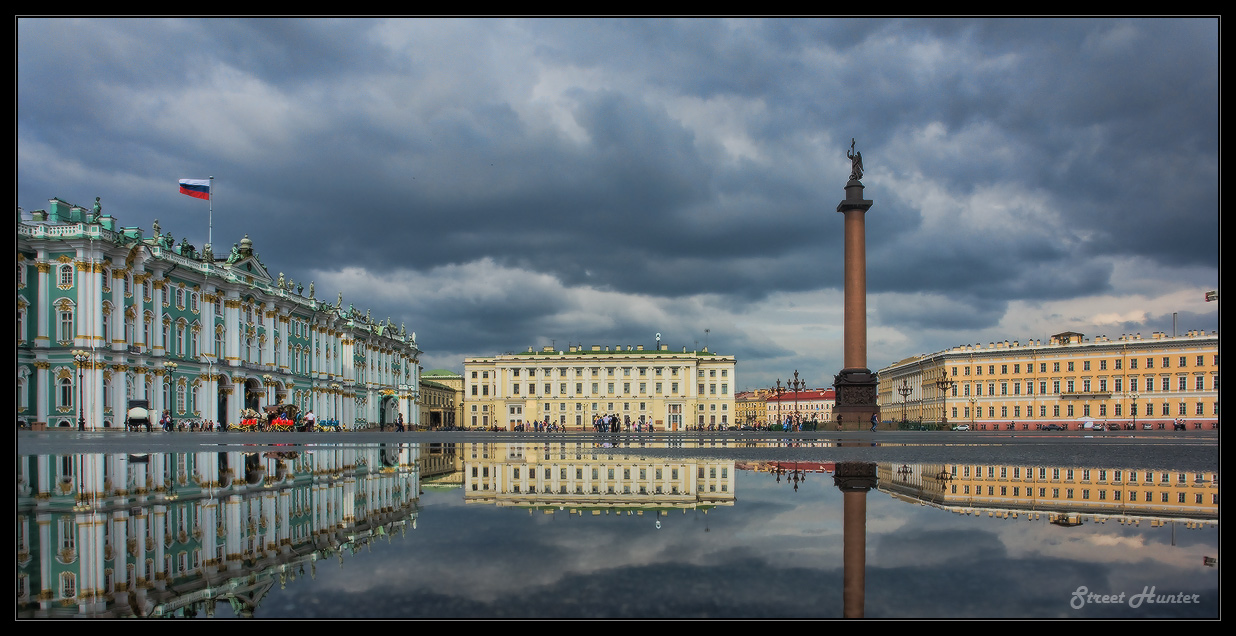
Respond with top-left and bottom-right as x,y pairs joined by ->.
17,18 -> 1219,390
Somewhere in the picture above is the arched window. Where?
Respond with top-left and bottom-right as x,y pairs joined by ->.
176,382 -> 186,415
175,321 -> 186,357
215,327 -> 225,358
58,377 -> 73,409
58,307 -> 74,343
58,264 -> 74,288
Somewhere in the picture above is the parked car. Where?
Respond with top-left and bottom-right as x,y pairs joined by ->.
1043,424 -> 1064,431
952,424 -> 970,431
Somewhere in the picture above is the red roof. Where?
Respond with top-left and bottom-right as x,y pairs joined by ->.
766,388 -> 834,402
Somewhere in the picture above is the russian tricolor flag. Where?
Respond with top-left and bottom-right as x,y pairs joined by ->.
179,178 -> 211,200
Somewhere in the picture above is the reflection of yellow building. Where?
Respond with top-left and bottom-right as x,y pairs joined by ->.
460,442 -> 735,510
877,330 -> 1219,428
877,462 -> 1217,525
464,345 -> 737,431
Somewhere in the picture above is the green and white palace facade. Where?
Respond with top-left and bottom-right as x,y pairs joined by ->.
17,196 -> 422,430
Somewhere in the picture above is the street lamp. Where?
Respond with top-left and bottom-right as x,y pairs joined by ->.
934,370 -> 956,429
768,380 -> 786,430
163,361 -> 178,424
72,349 -> 91,430
1131,392 -> 1140,430
788,370 -> 806,431
898,379 -> 912,425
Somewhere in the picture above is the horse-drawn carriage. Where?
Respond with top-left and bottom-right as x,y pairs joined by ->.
229,408 -> 264,432
126,400 -> 152,432
265,405 -> 300,432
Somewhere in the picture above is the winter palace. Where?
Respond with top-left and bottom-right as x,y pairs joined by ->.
17,196 -> 422,430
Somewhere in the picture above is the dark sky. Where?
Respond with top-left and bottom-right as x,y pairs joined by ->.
17,18 -> 1219,389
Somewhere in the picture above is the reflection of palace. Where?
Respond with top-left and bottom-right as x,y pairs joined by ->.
17,199 -> 421,430
464,345 -> 737,431
460,442 -> 736,512
17,444 -> 421,617
877,462 -> 1217,526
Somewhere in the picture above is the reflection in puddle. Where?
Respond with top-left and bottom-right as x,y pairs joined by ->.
17,442 -> 1217,618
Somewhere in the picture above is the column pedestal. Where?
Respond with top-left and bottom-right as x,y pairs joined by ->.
833,367 -> 879,430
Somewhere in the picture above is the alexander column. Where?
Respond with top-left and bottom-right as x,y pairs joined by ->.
833,139 -> 880,430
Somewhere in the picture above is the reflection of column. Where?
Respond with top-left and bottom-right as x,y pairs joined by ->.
111,509 -> 129,594
833,462 -> 877,618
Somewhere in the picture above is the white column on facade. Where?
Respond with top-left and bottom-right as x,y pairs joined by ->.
110,258 -> 126,352
224,292 -> 241,367
341,335 -> 353,385
315,322 -> 326,381
262,304 -> 275,370
278,310 -> 290,373
35,254 -> 50,348
201,286 -> 217,359
35,361 -> 50,426
150,272 -> 165,358
228,375 -> 243,426
73,251 -> 93,348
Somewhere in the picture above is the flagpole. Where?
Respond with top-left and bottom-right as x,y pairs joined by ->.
208,175 -> 214,249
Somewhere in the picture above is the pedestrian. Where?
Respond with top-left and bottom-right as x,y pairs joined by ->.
396,413 -> 405,432
870,412 -> 878,432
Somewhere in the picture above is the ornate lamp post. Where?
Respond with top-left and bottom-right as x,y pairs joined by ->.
1131,392 -> 1140,430
73,349 -> 91,430
767,380 -> 787,430
163,361 -> 178,421
968,396 -> 978,428
934,370 -> 956,429
788,370 -> 806,430
897,379 -> 912,425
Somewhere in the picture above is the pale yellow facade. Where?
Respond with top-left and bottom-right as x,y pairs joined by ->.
421,369 -> 463,428
877,330 -> 1219,429
463,345 -> 737,431
879,462 -> 1217,522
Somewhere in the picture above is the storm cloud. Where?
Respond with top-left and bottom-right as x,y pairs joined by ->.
17,17 -> 1218,389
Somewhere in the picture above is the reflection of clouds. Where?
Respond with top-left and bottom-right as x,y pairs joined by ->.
258,469 -> 1217,618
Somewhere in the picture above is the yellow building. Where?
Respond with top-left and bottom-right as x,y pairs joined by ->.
463,344 -> 737,431
734,389 -> 769,427
877,330 -> 1219,429
421,369 -> 463,428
